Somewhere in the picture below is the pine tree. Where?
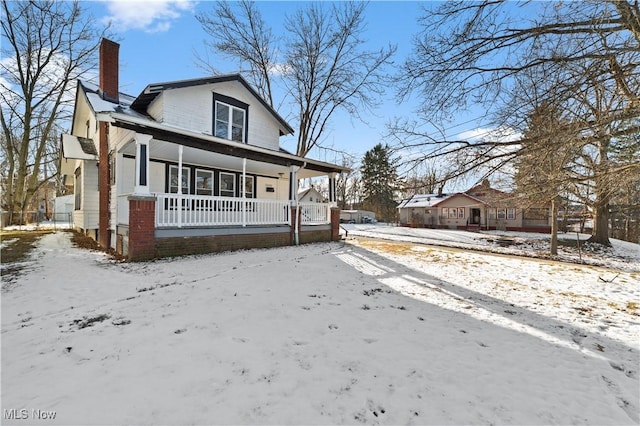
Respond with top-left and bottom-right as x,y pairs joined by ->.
361,144 -> 400,222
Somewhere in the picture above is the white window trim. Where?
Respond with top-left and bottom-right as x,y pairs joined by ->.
243,175 -> 254,198
215,101 -> 246,143
219,172 -> 236,197
196,169 -> 214,196
169,165 -> 190,194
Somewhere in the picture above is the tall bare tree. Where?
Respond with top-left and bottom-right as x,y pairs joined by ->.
197,1 -> 395,157
394,0 -> 640,246
1,0 -> 105,225
196,0 -> 276,107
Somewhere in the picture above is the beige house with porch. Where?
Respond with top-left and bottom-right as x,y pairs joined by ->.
398,181 -> 551,232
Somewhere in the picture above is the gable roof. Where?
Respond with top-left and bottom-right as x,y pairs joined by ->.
129,74 -> 294,136
432,192 -> 491,207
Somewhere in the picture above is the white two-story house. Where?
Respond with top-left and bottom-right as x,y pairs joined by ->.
61,39 -> 347,260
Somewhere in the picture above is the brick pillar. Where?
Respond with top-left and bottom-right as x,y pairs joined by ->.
128,195 -> 156,261
331,207 -> 341,241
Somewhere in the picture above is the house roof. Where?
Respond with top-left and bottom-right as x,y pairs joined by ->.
73,78 -> 349,175
397,194 -> 452,209
298,187 -> 324,199
61,134 -> 98,160
128,74 -> 294,136
432,192 -> 491,207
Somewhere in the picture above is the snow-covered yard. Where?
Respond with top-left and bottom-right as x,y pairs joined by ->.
343,223 -> 640,273
1,229 -> 639,425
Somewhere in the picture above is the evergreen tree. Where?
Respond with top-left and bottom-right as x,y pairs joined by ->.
361,144 -> 399,222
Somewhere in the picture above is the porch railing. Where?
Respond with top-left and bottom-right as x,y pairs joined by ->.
156,194 -> 291,228
299,202 -> 331,225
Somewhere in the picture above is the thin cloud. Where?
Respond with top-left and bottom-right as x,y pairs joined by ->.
101,0 -> 195,33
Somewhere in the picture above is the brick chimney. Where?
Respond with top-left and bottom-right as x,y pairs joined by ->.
99,38 -> 119,103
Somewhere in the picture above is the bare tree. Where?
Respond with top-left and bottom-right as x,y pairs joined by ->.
1,0 -> 105,225
197,1 -> 395,157
394,0 -> 640,246
196,0 -> 276,107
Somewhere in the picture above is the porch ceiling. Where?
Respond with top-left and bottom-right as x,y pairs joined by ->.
120,138 -> 326,178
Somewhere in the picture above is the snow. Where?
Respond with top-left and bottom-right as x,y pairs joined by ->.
1,229 -> 639,425
343,224 -> 640,272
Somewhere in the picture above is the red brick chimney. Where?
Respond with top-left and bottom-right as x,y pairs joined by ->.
99,38 -> 119,103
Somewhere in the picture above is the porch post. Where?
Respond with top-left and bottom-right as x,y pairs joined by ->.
290,165 -> 300,245
134,133 -> 152,195
328,172 -> 337,205
177,145 -> 183,228
242,158 -> 247,227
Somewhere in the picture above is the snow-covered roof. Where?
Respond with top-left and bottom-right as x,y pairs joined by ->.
397,194 -> 452,209
79,80 -> 147,121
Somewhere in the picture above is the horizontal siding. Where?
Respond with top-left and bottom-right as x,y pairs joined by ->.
82,160 -> 99,229
158,81 -> 282,151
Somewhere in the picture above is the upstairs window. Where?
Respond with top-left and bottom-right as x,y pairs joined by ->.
213,93 -> 248,143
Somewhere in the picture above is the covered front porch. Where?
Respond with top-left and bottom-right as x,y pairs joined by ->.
111,121 -> 345,259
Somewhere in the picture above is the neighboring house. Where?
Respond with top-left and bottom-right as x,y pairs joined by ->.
396,193 -> 452,227
60,39 -> 347,260
397,180 -> 551,232
298,186 -> 325,203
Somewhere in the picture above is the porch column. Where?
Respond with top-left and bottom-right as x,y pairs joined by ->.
177,145 -> 183,228
242,158 -> 247,227
328,173 -> 337,204
134,133 -> 152,195
290,165 -> 300,245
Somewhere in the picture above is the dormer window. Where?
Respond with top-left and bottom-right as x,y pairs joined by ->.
213,93 -> 248,143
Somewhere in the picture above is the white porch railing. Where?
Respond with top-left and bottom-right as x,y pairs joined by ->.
155,193 -> 292,227
299,202 -> 331,225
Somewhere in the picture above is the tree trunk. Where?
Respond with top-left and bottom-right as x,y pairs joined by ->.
589,201 -> 612,246
588,138 -> 612,246
550,197 -> 558,256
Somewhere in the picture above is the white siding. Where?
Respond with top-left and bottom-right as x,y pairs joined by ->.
161,86 -> 212,134
82,160 -> 99,230
148,95 -> 164,122
149,161 -> 165,193
157,81 -> 282,151
256,176 -> 280,200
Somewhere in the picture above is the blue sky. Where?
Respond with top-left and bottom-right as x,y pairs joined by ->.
83,0 -> 488,176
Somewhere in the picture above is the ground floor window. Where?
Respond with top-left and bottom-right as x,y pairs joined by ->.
219,172 -> 236,197
165,162 -> 256,198
497,208 -> 507,220
507,208 -> 516,220
169,166 -> 190,194
196,169 -> 214,196
243,175 -> 254,198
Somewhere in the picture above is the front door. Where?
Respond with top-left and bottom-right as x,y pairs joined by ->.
471,208 -> 481,225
